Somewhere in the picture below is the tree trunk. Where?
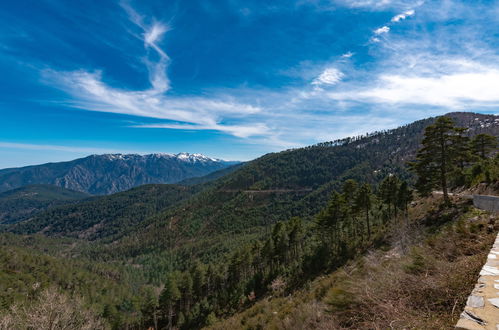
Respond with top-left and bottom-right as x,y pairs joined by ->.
365,206 -> 370,239
440,132 -> 450,205
168,304 -> 173,330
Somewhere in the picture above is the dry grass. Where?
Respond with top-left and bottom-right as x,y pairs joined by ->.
209,198 -> 498,330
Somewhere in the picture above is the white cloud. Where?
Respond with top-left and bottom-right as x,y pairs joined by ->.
328,60 -> 499,108
391,9 -> 415,22
333,0 -> 422,10
336,0 -> 392,9
37,0 -> 499,153
120,2 -> 171,93
137,122 -> 269,138
312,67 -> 344,86
374,26 -> 390,35
42,4 -> 266,140
144,23 -> 169,46
0,141 -> 123,154
43,69 -> 262,127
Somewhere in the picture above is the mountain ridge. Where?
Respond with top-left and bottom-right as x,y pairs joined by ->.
11,112 -> 497,268
0,152 -> 238,195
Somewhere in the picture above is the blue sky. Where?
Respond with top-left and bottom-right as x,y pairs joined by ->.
1,0 -> 499,168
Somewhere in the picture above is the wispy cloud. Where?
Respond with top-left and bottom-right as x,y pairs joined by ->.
0,141 -> 122,154
391,9 -> 415,22
374,26 -> 390,35
312,67 -> 344,87
33,0 -> 499,152
136,122 -> 269,139
121,1 -> 170,93
42,4 -> 266,140
42,69 -> 262,128
334,0 -> 420,10
336,0 -> 393,9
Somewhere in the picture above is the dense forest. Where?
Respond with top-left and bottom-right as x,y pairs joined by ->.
0,112 -> 498,329
0,185 -> 89,224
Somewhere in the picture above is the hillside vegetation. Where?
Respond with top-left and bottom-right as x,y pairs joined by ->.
210,197 -> 498,329
10,184 -> 195,241
0,185 -> 89,224
58,113 -> 499,270
0,112 -> 498,329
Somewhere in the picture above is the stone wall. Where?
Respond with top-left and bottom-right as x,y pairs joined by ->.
456,233 -> 499,330
473,195 -> 499,213
456,197 -> 499,329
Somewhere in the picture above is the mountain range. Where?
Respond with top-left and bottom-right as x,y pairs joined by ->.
0,152 -> 238,195
1,112 -> 498,329
9,112 -> 499,260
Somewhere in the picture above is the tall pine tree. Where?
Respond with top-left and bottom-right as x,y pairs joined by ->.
471,133 -> 498,159
410,116 -> 466,205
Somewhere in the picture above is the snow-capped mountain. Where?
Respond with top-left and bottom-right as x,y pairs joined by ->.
0,153 -> 238,195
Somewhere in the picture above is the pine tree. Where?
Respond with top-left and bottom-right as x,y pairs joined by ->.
471,134 -> 498,159
191,261 -> 206,299
287,217 -> 304,261
378,175 -> 400,218
342,179 -> 358,238
354,183 -> 372,239
342,179 -> 358,207
316,192 -> 347,254
272,222 -> 289,266
396,181 -> 413,220
159,274 -> 181,329
410,116 -> 466,205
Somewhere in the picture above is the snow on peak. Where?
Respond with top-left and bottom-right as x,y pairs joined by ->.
96,152 -> 222,163
174,152 -> 220,162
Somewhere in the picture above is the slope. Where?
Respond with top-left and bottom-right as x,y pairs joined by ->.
9,184 -> 195,241
104,112 -> 499,257
208,197 -> 498,329
0,233 -> 154,329
0,184 -> 89,224
8,113 -> 499,262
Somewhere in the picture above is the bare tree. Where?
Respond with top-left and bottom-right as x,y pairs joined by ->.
0,287 -> 107,330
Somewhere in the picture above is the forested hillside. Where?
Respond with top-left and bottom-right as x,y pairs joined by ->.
1,112 -> 498,329
6,113 -> 499,273
9,184 -> 195,241
77,113 -> 499,263
0,185 -> 89,224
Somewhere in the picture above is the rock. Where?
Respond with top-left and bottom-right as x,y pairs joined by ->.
467,295 -> 485,308
460,310 -> 487,326
489,298 -> 499,308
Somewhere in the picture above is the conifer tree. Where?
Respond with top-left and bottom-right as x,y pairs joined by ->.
396,181 -> 413,220
316,192 -> 347,253
410,116 -> 466,205
471,134 -> 498,159
354,183 -> 372,239
342,179 -> 358,206
342,179 -> 358,237
160,274 -> 181,329
287,217 -> 304,260
379,175 -> 400,217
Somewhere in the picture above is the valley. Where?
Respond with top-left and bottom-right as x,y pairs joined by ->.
0,112 -> 498,329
